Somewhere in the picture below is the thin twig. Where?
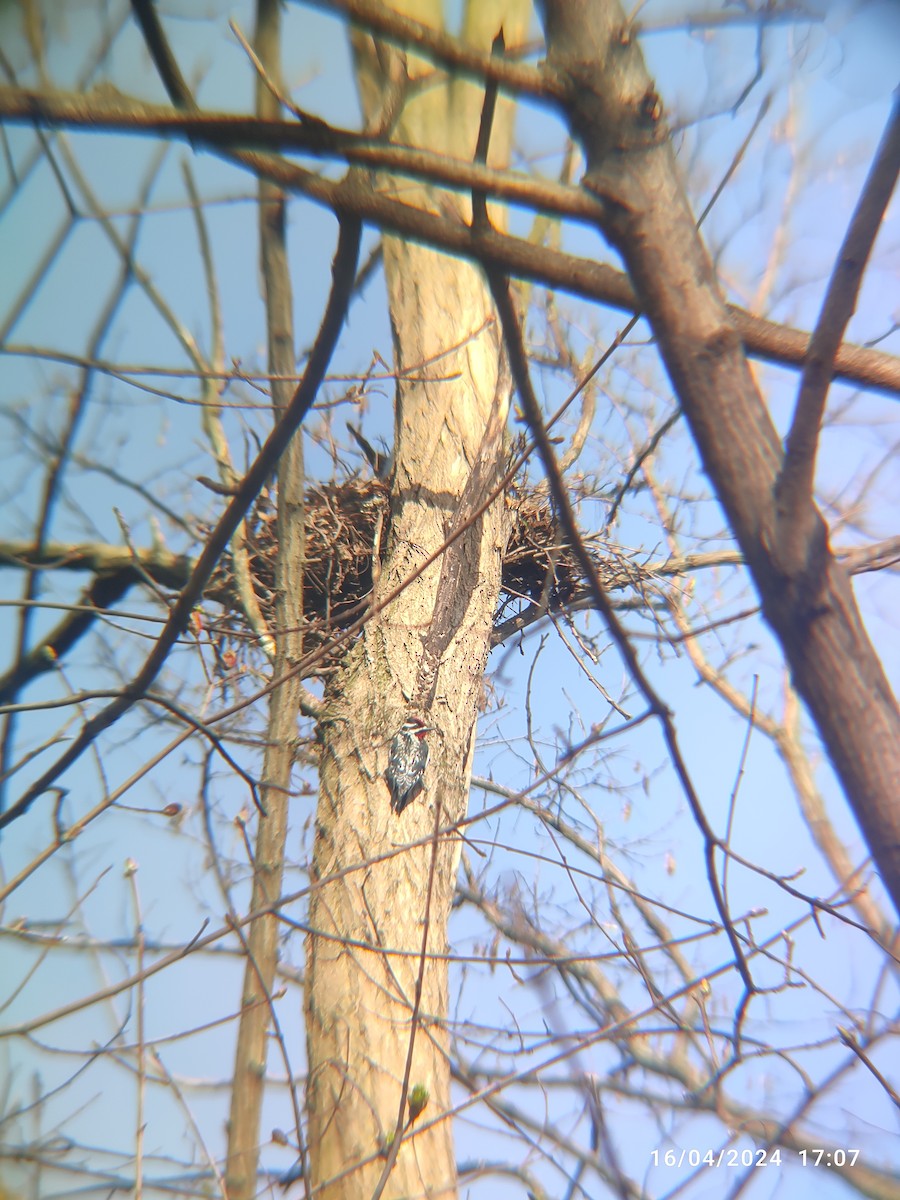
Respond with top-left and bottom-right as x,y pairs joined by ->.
484,263 -> 756,1005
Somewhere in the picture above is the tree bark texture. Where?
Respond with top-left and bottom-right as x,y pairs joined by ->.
304,4 -> 530,1200
538,0 -> 900,914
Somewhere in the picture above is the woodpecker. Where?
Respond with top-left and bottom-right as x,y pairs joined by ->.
387,715 -> 430,814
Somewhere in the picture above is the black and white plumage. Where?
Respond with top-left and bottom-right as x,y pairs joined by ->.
387,715 -> 430,814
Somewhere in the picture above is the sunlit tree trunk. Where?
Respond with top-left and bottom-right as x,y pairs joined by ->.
305,4 -> 530,1198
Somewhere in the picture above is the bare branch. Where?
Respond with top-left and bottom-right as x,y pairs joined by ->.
485,262 -> 756,1001
775,93 -> 900,560
1,83 -> 899,397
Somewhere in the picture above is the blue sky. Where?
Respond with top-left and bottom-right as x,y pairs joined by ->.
1,3 -> 898,1198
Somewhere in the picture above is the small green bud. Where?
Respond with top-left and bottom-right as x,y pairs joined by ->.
408,1083 -> 429,1123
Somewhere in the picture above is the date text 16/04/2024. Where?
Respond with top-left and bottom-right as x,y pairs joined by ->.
650,1148 -> 861,1169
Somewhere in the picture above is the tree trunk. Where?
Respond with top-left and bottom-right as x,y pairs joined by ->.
304,4 -> 529,1198
226,3 -> 303,1197
538,0 -> 900,915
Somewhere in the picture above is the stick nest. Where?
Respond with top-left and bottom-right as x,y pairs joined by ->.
212,476 -> 638,666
